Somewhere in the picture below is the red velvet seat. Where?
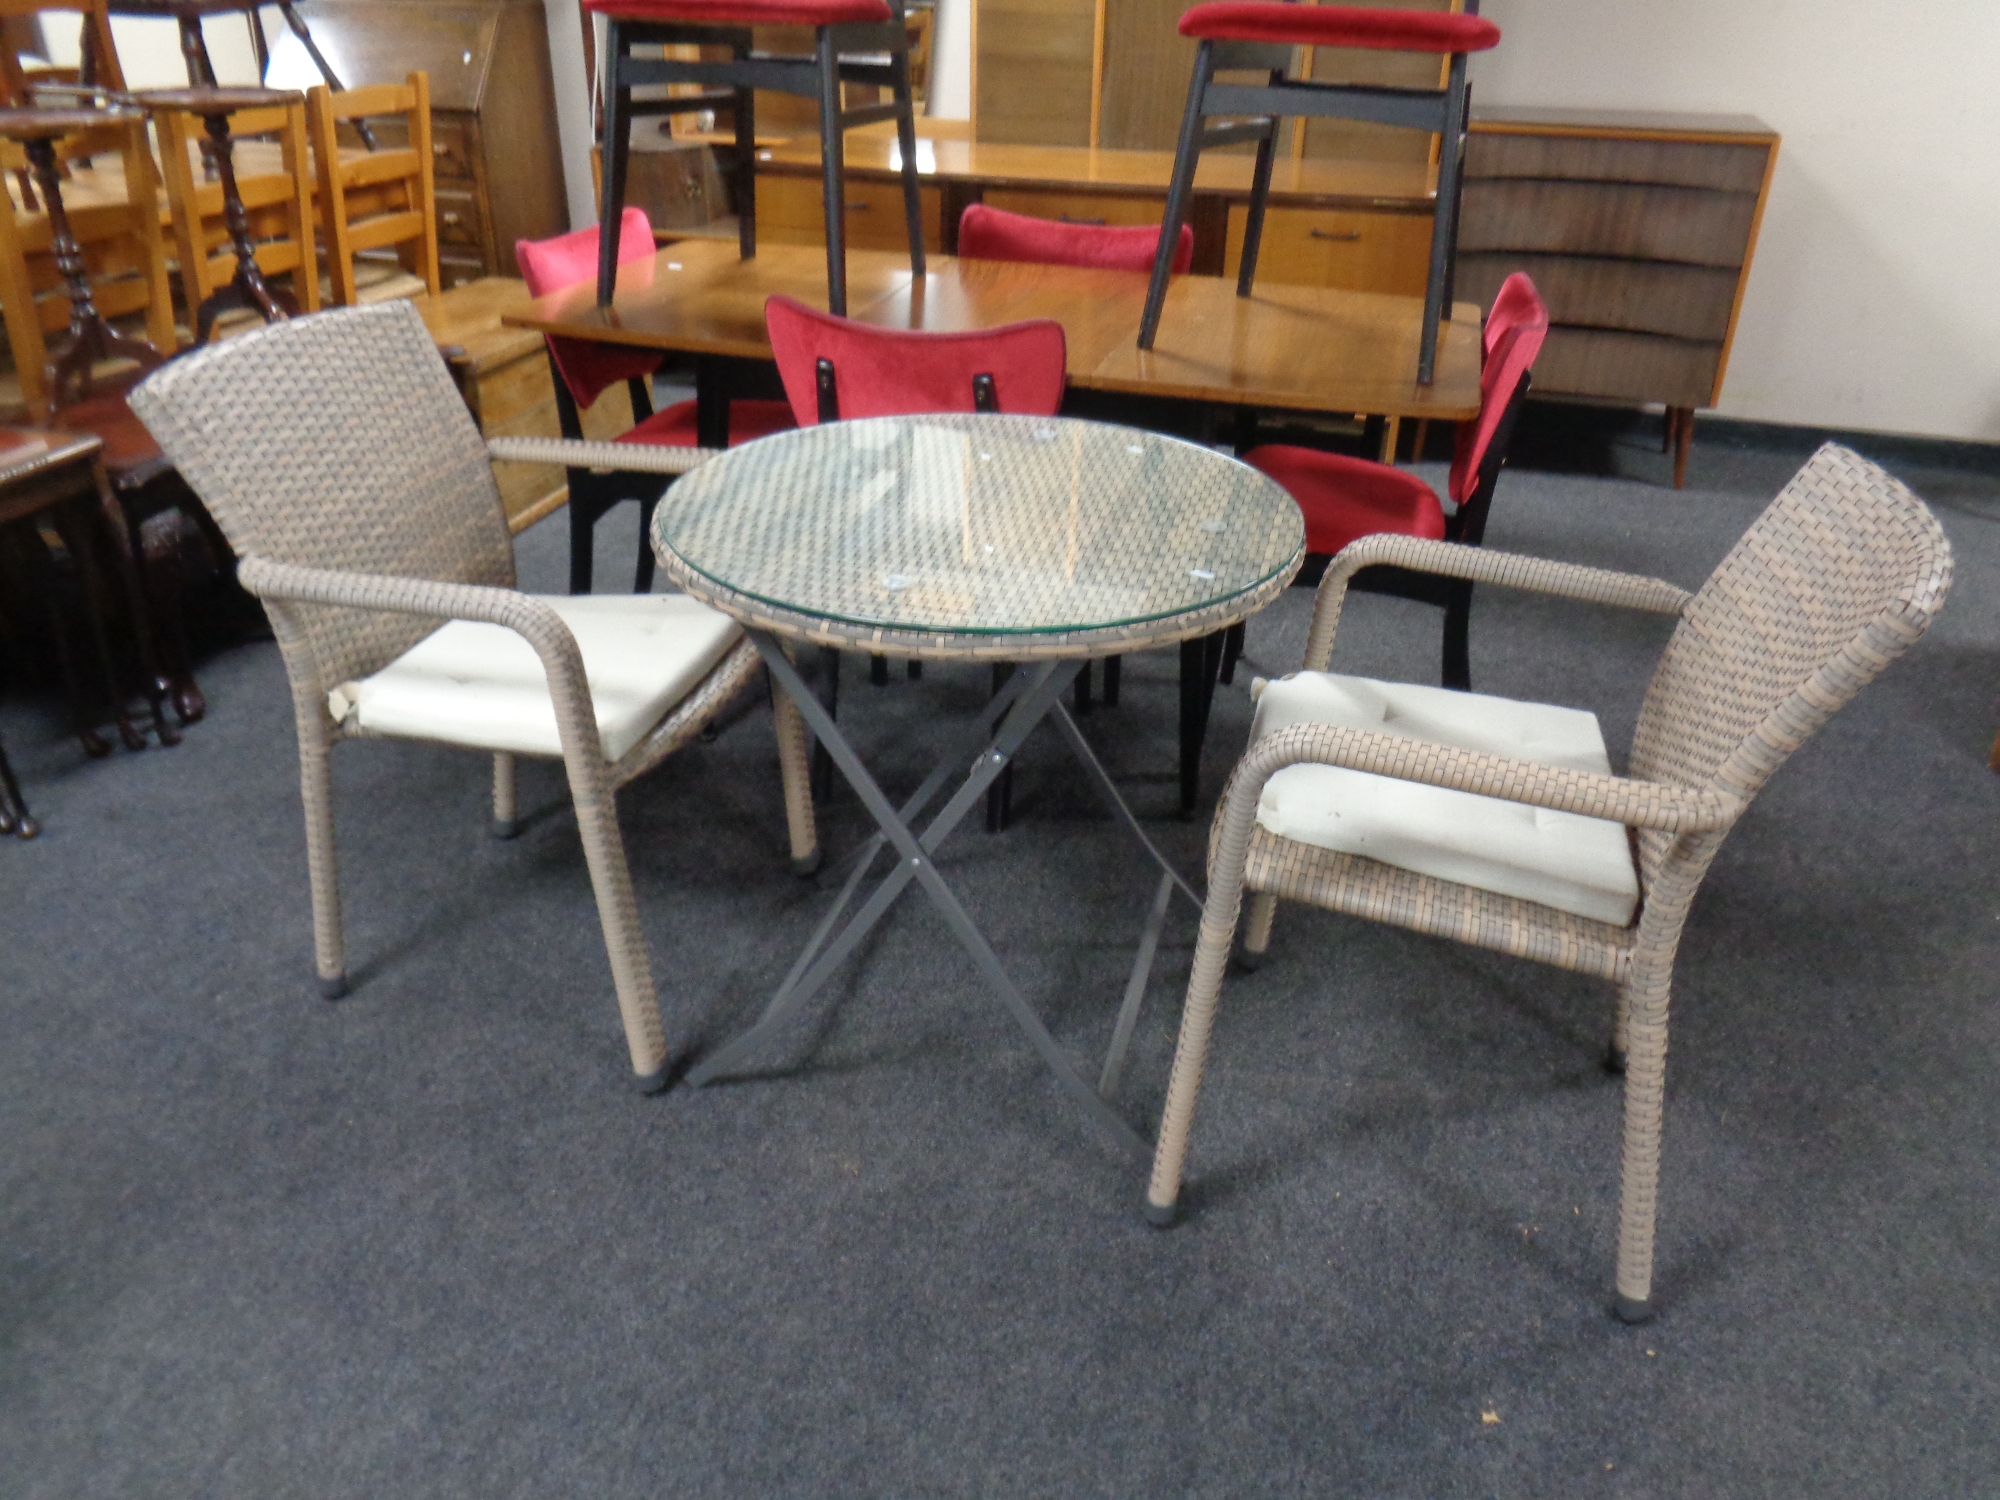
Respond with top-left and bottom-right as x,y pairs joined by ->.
1242,272 -> 1549,690
1138,1 -> 1500,385
583,0 -> 925,316
956,203 -> 1193,276
517,207 -> 795,593
1178,2 -> 1499,51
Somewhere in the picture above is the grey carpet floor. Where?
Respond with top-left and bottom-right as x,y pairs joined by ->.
3,420 -> 1996,1497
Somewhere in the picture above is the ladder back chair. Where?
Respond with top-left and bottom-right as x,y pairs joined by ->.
1144,443 -> 1954,1322
306,72 -> 437,307
127,300 -> 821,1091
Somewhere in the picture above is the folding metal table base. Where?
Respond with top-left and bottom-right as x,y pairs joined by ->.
686,630 -> 1204,1161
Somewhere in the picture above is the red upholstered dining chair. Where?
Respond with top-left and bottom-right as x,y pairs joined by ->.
585,0 -> 926,315
1138,1 -> 1501,385
764,292 -> 1067,818
957,202 -> 1194,276
1241,272 -> 1548,692
516,208 -> 794,594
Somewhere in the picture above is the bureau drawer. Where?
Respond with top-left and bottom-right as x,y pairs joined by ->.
1531,326 -> 1722,409
1222,204 -> 1431,296
980,189 -> 1170,229
755,172 -> 945,253
1455,253 -> 1739,342
439,250 -> 488,291
1459,180 -> 1758,267
427,116 -> 479,186
434,188 -> 484,249
1466,132 -> 1769,193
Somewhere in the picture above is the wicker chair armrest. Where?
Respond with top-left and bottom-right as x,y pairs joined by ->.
1235,720 -> 1742,833
236,555 -> 605,761
1304,534 -> 1693,671
485,436 -> 718,476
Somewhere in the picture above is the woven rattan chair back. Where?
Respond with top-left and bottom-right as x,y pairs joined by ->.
1627,443 -> 1953,889
128,300 -> 512,693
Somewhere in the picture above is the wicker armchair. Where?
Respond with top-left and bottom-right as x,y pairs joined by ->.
127,301 -> 820,1092
1144,444 -> 1954,1321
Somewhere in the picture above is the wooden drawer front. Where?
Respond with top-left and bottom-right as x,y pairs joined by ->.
1459,180 -> 1757,267
981,189 -> 1170,230
755,173 -> 945,253
428,116 -> 479,185
1467,132 -> 1769,193
1455,253 -> 1739,342
1531,326 -> 1721,409
1223,204 -> 1431,296
439,250 -> 488,290
435,188 -> 484,248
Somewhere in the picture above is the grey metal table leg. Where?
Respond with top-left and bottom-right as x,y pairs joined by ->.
693,633 -> 1153,1162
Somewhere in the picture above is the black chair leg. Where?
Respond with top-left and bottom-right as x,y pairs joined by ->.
1236,95 -> 1281,298
888,39 -> 926,275
815,27 -> 848,315
733,67 -> 756,259
1074,659 -> 1092,715
1102,654 -> 1120,707
595,22 -> 632,305
1138,40 -> 1214,350
634,488 -> 664,594
1178,631 -> 1226,816
870,653 -> 889,685
1218,620 -> 1245,685
1441,581 -> 1473,691
906,659 -> 922,680
567,481 -> 597,595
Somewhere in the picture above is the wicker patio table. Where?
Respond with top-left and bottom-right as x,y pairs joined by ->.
651,412 -> 1304,1157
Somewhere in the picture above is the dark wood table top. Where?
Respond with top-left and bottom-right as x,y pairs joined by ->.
505,239 -> 1483,421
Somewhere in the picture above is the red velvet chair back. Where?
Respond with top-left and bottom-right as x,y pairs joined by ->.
957,203 -> 1195,276
1448,272 -> 1548,505
515,206 -> 663,409
765,294 -> 1067,425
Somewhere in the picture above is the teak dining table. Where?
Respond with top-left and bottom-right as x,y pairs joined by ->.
503,239 -> 1484,447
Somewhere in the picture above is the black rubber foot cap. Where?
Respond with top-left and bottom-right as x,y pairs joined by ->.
791,846 -> 823,878
1143,1197 -> 1179,1228
1604,1046 -> 1628,1075
634,1065 -> 670,1096
1612,1294 -> 1655,1325
1233,944 -> 1264,973
491,818 -> 519,841
319,973 -> 349,1000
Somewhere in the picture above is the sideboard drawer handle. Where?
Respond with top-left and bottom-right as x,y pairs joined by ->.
843,201 -> 871,211
1057,213 -> 1107,226
1308,228 -> 1362,242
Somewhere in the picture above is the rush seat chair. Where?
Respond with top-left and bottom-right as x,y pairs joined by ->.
584,0 -> 927,315
1242,271 -> 1547,691
765,292 -> 1066,817
1142,443 -> 1954,1323
1138,1 -> 1501,383
516,207 -> 794,594
128,301 -> 822,1093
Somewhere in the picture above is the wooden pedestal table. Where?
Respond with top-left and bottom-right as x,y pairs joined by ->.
650,412 -> 1303,1155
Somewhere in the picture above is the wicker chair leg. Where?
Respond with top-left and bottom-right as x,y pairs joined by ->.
562,751 -> 670,1091
491,752 -> 518,839
1237,890 -> 1277,970
1146,778 -> 1260,1223
1606,980 -> 1631,1074
1612,960 -> 1673,1323
771,668 -> 821,876
289,689 -> 347,999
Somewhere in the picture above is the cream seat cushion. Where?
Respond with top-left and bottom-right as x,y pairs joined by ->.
1250,672 -> 1641,926
327,594 -> 742,762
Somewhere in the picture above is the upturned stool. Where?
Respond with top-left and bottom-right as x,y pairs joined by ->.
1137,1 -> 1500,384
583,0 -> 927,315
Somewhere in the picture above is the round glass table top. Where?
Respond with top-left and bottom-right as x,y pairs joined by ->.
651,414 -> 1304,657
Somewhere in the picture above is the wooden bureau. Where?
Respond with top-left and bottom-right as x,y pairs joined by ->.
1456,107 -> 1779,485
282,0 -> 568,285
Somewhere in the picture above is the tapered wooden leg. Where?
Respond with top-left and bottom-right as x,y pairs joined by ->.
1671,406 -> 1694,489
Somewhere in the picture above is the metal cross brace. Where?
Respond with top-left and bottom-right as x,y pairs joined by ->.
687,629 -> 1208,1162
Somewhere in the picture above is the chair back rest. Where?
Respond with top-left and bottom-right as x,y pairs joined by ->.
1628,443 -> 1952,887
1446,270 -> 1546,508
127,301 -> 513,692
765,293 -> 1066,425
957,203 -> 1194,276
0,0 -> 122,102
0,110 -> 174,420
306,73 -> 439,305
515,205 -> 662,409
155,94 -> 318,319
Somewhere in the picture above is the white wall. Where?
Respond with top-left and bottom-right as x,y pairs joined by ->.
1474,0 -> 2000,442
